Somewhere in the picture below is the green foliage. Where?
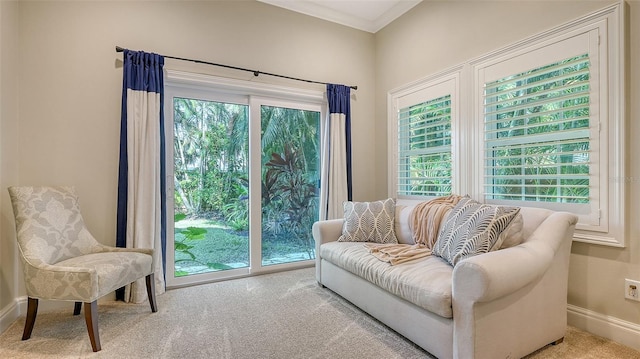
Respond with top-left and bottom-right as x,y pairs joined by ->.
400,55 -> 591,203
173,98 -> 249,215
174,213 -> 235,276
261,143 -> 319,259
223,198 -> 248,231
400,95 -> 452,197
487,54 -> 591,203
172,99 -> 319,275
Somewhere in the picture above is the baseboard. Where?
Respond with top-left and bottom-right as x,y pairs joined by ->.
14,296 -> 74,313
0,299 -> 20,334
0,296 -> 75,333
568,304 -> 640,352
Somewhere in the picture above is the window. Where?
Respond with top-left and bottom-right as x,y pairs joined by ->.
477,30 -> 601,229
472,4 -> 624,245
389,4 -> 624,246
483,54 -> 591,207
389,71 -> 460,199
398,94 -> 452,197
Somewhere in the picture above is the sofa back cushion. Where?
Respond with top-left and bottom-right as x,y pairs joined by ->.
516,206 -> 556,242
394,204 -> 416,245
498,212 -> 524,249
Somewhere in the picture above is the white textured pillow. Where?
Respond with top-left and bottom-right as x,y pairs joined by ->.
394,204 -> 415,244
338,198 -> 398,244
432,197 -> 520,266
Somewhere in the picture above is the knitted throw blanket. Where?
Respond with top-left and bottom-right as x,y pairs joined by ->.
365,195 -> 462,265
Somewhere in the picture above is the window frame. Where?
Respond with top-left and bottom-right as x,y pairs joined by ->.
475,26 -> 602,230
472,4 -> 624,246
388,3 -> 625,247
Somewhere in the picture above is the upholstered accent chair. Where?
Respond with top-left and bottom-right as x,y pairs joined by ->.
8,186 -> 158,352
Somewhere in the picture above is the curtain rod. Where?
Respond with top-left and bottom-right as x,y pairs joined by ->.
116,46 -> 357,90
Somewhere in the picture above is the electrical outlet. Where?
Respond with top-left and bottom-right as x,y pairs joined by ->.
625,279 -> 640,302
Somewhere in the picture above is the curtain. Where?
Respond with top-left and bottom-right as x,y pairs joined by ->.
116,50 -> 166,303
320,84 -> 352,220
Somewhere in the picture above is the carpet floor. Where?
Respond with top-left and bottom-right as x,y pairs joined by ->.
0,267 -> 638,358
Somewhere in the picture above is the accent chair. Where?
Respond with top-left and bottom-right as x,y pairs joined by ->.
8,186 -> 157,352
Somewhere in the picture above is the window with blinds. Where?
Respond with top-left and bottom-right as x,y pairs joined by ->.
389,4 -> 622,244
398,94 -> 452,197
474,23 -> 612,233
483,54 -> 591,204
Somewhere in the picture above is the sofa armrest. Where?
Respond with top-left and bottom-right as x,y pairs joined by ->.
312,219 -> 344,246
452,211 -> 576,302
451,211 -> 577,359
453,240 -> 554,303
312,219 -> 344,284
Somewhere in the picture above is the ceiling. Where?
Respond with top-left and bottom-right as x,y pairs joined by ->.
258,0 -> 423,33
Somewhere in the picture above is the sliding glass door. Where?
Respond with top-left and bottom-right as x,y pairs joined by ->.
165,80 -> 323,287
171,97 -> 250,278
260,104 -> 320,266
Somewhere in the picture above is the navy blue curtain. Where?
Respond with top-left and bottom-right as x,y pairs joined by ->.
116,50 -> 166,301
326,84 -> 352,200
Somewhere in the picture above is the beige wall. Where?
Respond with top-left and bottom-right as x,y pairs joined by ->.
15,0 -> 375,239
2,0 -> 638,347
375,0 -> 640,333
0,0 -> 20,317
0,0 -> 375,318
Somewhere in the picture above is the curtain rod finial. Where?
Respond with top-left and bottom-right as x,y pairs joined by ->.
115,46 -> 124,53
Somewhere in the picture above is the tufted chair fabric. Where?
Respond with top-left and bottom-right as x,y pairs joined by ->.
8,186 -> 158,352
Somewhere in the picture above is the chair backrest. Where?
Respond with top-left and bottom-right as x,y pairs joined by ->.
8,186 -> 101,266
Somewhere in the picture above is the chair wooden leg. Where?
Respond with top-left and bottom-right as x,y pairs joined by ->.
146,273 -> 158,313
22,297 -> 38,340
73,302 -> 82,316
84,301 -> 101,352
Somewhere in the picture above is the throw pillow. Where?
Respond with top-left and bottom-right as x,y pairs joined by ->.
338,198 -> 398,244
432,197 -> 520,266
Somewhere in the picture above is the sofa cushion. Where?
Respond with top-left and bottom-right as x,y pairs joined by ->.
320,241 -> 454,318
338,198 -> 398,244
394,204 -> 415,245
432,197 -> 520,266
498,212 -> 524,249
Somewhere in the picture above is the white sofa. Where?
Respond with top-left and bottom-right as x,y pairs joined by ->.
312,203 -> 578,359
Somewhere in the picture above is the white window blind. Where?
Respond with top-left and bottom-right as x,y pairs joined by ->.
483,53 -> 591,204
398,95 -> 452,197
475,25 -> 608,231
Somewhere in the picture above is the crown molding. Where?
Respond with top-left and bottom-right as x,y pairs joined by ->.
258,0 -> 422,33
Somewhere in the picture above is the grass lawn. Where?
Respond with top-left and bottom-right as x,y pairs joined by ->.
174,217 -> 314,276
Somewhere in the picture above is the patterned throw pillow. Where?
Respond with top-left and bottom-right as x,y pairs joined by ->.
338,198 -> 398,244
432,197 -> 520,266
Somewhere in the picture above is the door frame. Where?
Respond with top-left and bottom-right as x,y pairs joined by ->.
164,70 -> 326,288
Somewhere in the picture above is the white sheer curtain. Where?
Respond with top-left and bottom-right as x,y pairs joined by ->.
116,50 -> 166,303
320,84 -> 352,220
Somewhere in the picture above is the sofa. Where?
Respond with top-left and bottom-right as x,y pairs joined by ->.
312,198 -> 578,359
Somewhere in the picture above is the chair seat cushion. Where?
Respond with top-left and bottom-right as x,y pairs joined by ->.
320,242 -> 453,318
55,251 -> 153,301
